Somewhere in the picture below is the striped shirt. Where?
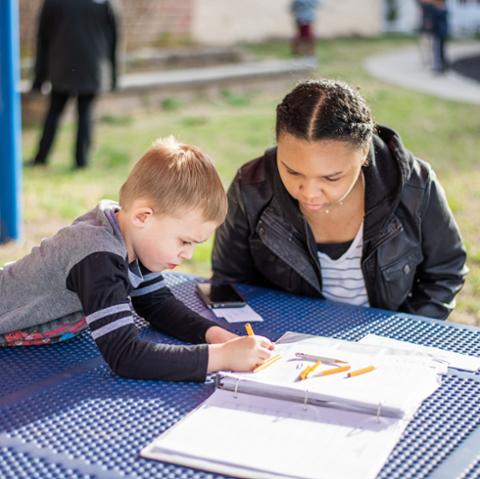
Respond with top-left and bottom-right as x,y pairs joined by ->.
318,222 -> 370,307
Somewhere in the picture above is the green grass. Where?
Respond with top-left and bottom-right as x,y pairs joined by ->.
2,35 -> 479,326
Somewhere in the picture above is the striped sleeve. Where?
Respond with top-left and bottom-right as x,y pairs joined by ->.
130,263 -> 219,345
66,252 -> 209,381
86,303 -> 133,341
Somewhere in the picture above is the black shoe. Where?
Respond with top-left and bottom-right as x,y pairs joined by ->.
72,163 -> 88,170
24,159 -> 47,168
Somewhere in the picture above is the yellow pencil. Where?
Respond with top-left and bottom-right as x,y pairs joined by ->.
317,364 -> 351,376
346,365 -> 375,378
253,354 -> 282,373
298,359 -> 322,381
298,364 -> 312,381
245,322 -> 254,336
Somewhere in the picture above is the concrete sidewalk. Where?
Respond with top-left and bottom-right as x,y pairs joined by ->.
21,56 -> 317,124
365,42 -> 480,106
120,57 -> 317,91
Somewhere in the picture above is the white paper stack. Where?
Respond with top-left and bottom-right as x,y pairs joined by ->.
359,333 -> 480,372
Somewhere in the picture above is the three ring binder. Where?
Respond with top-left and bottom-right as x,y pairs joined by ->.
141,332 -> 444,479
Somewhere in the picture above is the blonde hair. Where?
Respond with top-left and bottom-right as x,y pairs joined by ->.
119,136 -> 227,223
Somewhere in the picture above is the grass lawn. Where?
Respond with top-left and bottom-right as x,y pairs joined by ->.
2,35 -> 479,326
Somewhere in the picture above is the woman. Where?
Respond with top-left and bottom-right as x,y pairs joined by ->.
212,80 -> 467,319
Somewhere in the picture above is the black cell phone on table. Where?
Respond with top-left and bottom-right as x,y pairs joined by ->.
196,282 -> 246,308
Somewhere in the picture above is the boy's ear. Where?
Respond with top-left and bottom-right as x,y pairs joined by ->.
131,207 -> 154,228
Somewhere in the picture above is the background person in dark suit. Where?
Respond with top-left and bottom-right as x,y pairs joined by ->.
31,0 -> 119,169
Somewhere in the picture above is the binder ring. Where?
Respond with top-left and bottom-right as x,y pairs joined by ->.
303,389 -> 309,411
233,378 -> 241,399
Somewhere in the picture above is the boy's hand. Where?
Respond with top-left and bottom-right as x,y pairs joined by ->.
205,325 -> 238,344
207,335 -> 274,373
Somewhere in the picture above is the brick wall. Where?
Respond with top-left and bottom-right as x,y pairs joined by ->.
19,0 -> 42,56
119,0 -> 192,49
19,0 -> 193,57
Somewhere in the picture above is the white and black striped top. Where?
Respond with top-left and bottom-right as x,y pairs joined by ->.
317,223 -> 370,307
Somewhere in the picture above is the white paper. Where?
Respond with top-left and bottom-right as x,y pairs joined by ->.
211,304 -> 263,323
359,334 -> 480,372
142,389 -> 408,479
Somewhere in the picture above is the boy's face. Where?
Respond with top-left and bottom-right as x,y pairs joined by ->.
130,207 -> 218,272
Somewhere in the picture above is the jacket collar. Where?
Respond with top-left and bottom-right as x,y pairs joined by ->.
363,126 -> 412,243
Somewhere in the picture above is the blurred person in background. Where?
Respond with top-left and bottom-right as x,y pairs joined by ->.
30,0 -> 119,169
290,0 -> 320,56
430,0 -> 449,73
418,0 -> 449,73
417,0 -> 435,67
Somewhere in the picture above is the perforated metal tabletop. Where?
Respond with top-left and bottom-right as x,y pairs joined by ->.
1,273 -> 479,479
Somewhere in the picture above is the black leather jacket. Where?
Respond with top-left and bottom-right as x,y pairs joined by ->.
212,126 -> 467,319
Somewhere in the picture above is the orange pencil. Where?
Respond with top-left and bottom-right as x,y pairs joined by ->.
253,354 -> 282,373
346,365 -> 375,378
245,322 -> 254,336
317,364 -> 351,376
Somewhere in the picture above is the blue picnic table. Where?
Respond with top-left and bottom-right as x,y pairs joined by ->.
1,272 -> 480,479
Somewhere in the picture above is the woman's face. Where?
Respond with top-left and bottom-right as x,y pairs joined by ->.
276,133 -> 368,214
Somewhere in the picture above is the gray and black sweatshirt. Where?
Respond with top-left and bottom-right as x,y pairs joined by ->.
0,200 -> 218,381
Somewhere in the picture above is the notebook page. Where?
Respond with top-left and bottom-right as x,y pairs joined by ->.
359,334 -> 480,372
142,388 -> 407,479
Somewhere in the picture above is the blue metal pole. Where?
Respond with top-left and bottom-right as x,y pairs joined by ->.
0,0 -> 22,243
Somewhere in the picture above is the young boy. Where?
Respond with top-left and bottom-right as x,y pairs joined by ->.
0,137 -> 273,381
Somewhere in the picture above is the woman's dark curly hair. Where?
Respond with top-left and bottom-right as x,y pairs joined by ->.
276,79 -> 375,148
